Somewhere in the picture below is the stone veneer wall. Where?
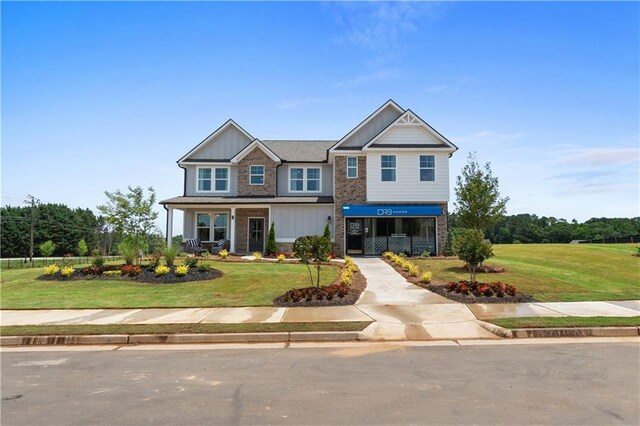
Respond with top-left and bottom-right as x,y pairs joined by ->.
234,208 -> 269,254
236,147 -> 278,196
334,155 -> 367,257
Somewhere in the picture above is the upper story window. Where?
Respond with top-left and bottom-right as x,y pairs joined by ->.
289,167 -> 321,192
197,167 -> 229,192
419,155 -> 435,182
381,155 -> 396,182
250,165 -> 264,185
347,157 -> 358,178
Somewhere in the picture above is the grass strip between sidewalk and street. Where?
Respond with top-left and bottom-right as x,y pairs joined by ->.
0,321 -> 372,336
488,316 -> 640,329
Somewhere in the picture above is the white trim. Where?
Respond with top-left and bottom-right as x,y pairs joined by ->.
346,156 -> 358,179
288,166 -> 322,193
195,166 -> 231,194
249,164 -> 265,186
194,211 -> 230,243
179,161 -> 230,167
419,154 -> 436,183
330,100 -> 404,152
247,217 -> 266,253
380,155 -> 396,182
178,119 -> 254,163
230,139 -> 281,164
362,110 -> 458,151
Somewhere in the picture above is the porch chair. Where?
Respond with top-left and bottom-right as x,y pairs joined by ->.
184,239 -> 209,255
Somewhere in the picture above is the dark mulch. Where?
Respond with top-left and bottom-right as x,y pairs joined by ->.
382,257 -> 535,304
38,267 -> 223,284
273,270 -> 367,307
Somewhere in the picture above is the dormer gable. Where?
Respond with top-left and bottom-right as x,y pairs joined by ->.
362,110 -> 458,152
230,139 -> 282,164
178,119 -> 254,164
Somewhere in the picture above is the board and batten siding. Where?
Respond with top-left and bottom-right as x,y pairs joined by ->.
366,152 -> 450,202
187,126 -> 252,160
271,205 -> 334,241
277,164 -> 333,196
184,165 -> 238,196
340,104 -> 403,148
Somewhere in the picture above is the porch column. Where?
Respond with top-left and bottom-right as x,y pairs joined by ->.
166,207 -> 174,247
230,207 -> 236,253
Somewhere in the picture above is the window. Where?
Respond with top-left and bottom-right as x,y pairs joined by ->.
307,168 -> 320,191
290,168 -> 304,191
420,155 -> 435,182
381,155 -> 396,182
196,213 -> 228,242
198,168 -> 211,191
250,165 -> 264,185
289,167 -> 321,192
347,157 -> 358,178
197,167 -> 229,192
196,213 -> 210,241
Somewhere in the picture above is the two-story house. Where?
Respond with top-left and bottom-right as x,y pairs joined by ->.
160,100 -> 458,256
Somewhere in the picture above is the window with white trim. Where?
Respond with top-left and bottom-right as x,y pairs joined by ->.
197,167 -> 229,192
196,213 -> 228,242
419,155 -> 435,182
381,155 -> 396,182
250,165 -> 264,185
289,167 -> 321,192
347,157 -> 358,178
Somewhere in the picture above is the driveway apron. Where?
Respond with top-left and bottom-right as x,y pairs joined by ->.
353,258 -> 498,341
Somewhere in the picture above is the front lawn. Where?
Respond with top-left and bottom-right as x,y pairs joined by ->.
413,244 -> 640,302
0,261 -> 340,309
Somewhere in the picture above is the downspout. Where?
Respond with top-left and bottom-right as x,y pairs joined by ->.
163,204 -> 170,247
178,163 -> 187,196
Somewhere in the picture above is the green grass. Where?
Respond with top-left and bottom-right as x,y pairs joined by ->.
414,244 -> 640,302
0,261 -> 340,309
488,316 -> 640,329
0,321 -> 371,336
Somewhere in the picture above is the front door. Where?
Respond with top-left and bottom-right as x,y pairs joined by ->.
248,218 -> 265,253
346,218 -> 364,255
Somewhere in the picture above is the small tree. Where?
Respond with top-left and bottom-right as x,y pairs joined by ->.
452,228 -> 493,283
293,235 -> 332,289
323,223 -> 331,239
454,153 -> 509,232
265,222 -> 277,255
76,239 -> 88,257
39,240 -> 56,257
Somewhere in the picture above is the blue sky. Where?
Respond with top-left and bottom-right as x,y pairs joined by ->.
2,1 -> 638,235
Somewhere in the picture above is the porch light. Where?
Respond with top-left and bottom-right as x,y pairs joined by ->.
327,215 -> 332,224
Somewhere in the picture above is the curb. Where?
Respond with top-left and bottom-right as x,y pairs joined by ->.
0,331 -> 362,346
510,326 -> 640,339
477,321 -> 513,338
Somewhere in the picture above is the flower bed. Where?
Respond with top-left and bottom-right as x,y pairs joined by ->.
38,264 -> 223,284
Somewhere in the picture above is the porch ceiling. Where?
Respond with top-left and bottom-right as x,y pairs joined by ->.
160,195 -> 334,206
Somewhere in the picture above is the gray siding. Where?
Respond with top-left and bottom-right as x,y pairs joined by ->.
185,165 -> 238,196
187,126 -> 252,160
271,205 -> 334,241
277,164 -> 333,196
341,104 -> 403,148
182,208 -> 232,241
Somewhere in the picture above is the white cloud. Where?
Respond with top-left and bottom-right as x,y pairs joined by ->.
556,147 -> 639,167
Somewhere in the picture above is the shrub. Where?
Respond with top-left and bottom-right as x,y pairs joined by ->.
39,240 -> 56,257
177,252 -> 188,258
346,262 -> 358,273
155,265 -> 170,276
277,254 -> 286,263
382,251 -> 393,259
282,283 -> 350,303
149,253 -> 162,269
60,266 -> 75,277
252,251 -> 263,260
120,265 -> 142,276
198,262 -> 212,271
118,240 -> 138,265
76,239 -> 89,257
421,250 -> 431,258
406,263 -> 419,277
293,235 -> 332,289
44,264 -> 60,276
185,257 -> 199,268
265,222 -> 278,255
175,265 -> 189,276
162,244 -> 180,267
420,271 -> 433,283
218,249 -> 229,259
104,270 -> 122,276
344,256 -> 354,265
201,251 -> 211,258
340,269 -> 354,285
91,253 -> 105,268
81,266 -> 102,275
452,228 -> 493,282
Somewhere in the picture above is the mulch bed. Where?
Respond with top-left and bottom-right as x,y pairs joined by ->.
273,269 -> 367,307
382,257 -> 535,304
38,267 -> 223,284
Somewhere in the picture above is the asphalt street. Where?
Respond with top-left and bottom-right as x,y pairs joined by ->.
2,340 -> 639,425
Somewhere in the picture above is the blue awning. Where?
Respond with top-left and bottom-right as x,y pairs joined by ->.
342,204 -> 442,217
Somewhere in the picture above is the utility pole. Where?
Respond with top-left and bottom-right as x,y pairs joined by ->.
24,195 -> 39,262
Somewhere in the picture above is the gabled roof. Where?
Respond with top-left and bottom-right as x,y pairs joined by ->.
329,99 -> 405,152
230,139 -> 282,164
362,110 -> 458,151
263,140 -> 335,162
177,119 -> 254,163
